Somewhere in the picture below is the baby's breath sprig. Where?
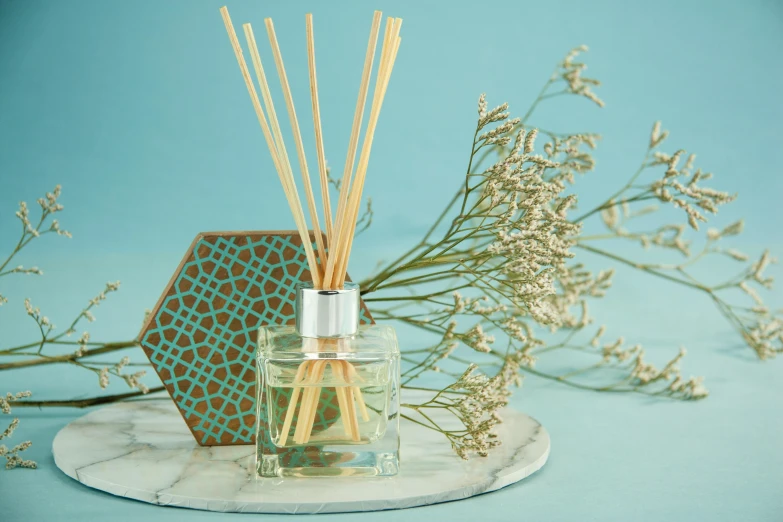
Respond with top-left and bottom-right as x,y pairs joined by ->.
521,45 -> 604,124
1,280 -> 152,389
0,391 -> 36,470
0,186 -> 70,282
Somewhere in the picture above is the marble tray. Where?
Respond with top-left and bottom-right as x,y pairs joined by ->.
52,396 -> 550,514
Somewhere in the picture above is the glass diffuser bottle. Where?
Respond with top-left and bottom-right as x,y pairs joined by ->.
220,2 -> 403,479
256,282 -> 400,477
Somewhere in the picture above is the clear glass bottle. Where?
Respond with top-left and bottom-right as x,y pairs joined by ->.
256,282 -> 400,477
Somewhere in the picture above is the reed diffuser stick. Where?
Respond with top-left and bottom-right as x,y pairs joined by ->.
336,36 -> 401,287
242,23 -> 324,286
335,19 -> 402,286
293,360 -> 325,444
278,360 -> 310,446
329,361 -> 353,436
264,19 -> 329,273
323,11 -> 382,289
305,14 -> 333,241
331,19 -> 395,285
220,7 -> 320,283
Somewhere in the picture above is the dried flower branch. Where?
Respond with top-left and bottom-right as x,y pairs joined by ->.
0,188 -> 157,470
359,45 -> 775,457
575,120 -> 781,359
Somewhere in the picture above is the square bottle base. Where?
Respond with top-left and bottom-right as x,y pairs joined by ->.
258,448 -> 399,478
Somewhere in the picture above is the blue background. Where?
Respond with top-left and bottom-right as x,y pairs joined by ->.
1,0 -> 781,520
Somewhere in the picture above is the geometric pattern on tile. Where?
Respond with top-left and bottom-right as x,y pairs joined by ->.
138,231 -> 373,446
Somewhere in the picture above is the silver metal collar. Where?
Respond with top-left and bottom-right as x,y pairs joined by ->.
295,282 -> 360,338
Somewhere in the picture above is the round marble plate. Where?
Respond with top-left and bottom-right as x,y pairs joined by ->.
52,396 -> 550,514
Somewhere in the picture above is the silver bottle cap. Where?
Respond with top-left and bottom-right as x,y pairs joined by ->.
295,282 -> 360,338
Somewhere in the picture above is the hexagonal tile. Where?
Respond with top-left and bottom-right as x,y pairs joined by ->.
137,231 -> 373,446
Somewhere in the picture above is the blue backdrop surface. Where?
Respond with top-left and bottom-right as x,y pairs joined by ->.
1,0 -> 781,521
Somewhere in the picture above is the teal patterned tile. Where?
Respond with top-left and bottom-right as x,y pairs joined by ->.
138,231 -> 372,446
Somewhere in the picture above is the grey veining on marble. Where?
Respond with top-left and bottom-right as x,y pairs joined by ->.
52,395 -> 550,514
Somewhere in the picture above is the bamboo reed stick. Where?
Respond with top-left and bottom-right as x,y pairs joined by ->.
328,17 -> 393,289
294,360 -> 326,444
305,14 -> 333,242
323,11 -> 382,290
344,360 -> 370,422
329,361 -> 353,437
337,38 -> 401,287
278,360 -> 310,446
354,385 -> 370,422
335,20 -> 402,286
242,22 -> 322,287
219,7 -> 320,282
264,18 -> 328,276
345,387 -> 361,442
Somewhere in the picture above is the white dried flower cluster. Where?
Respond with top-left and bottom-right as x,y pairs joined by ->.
0,392 -> 36,470
14,185 -> 71,240
48,219 -> 71,238
543,133 -> 600,185
584,328 -> 708,399
97,356 -> 149,394
122,372 -> 149,394
554,45 -> 605,108
14,201 -> 30,229
732,250 -> 782,359
8,266 -> 43,276
645,224 -> 691,256
649,121 -> 669,149
75,280 -> 121,326
476,117 -> 582,325
89,280 -> 121,307
630,348 -> 708,399
543,264 -> 613,330
76,332 -> 90,357
36,185 -> 64,213
98,367 -> 110,389
374,95 -> 594,456
23,298 -> 55,334
443,362 -> 519,459
23,282 -> 120,343
450,291 -> 507,316
647,125 -> 736,231
477,95 -> 510,129
749,250 -> 775,290
0,391 -> 31,415
743,315 -> 783,360
463,323 -> 495,353
114,356 -> 150,394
